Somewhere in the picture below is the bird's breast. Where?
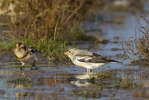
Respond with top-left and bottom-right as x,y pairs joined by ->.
14,49 -> 29,59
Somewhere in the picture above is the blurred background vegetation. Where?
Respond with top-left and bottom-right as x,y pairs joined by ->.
0,0 -> 148,62
0,0 -> 145,39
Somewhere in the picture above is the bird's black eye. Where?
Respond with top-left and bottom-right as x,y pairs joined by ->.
22,46 -> 26,50
69,51 -> 71,53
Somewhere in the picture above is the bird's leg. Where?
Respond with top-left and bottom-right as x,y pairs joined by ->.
87,69 -> 93,73
20,62 -> 25,70
30,60 -> 38,70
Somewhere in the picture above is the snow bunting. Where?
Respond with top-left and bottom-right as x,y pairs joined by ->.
64,48 -> 118,72
14,42 -> 39,70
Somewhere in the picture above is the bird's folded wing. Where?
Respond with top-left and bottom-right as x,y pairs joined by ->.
27,46 -> 37,53
75,53 -> 112,63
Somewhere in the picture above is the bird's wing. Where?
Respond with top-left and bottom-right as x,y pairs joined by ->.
27,46 -> 40,60
27,46 -> 37,53
75,53 -> 116,63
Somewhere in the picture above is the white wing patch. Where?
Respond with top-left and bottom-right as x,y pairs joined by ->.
75,55 -> 93,62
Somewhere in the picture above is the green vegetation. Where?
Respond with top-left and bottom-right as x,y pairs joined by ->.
0,0 -> 97,61
0,32 -> 67,61
67,27 -> 96,41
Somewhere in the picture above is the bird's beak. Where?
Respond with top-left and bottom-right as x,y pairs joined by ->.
64,51 -> 68,55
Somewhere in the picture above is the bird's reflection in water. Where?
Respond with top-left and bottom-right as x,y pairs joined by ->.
70,72 -> 102,99
11,70 -> 33,99
15,92 -> 30,99
70,72 -> 96,87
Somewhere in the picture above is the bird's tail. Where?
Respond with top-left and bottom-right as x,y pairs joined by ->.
109,60 -> 123,65
109,60 -> 120,63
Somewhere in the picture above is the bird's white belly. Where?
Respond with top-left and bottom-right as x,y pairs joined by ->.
14,50 -> 26,58
73,60 -> 106,69
14,49 -> 32,61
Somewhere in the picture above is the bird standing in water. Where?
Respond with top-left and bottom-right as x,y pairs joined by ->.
64,48 -> 118,72
14,42 -> 39,70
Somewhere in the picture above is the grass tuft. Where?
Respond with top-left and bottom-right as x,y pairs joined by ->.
116,16 -> 149,65
0,32 -> 67,62
89,70 -> 140,88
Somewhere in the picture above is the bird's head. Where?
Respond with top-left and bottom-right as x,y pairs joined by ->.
64,48 -> 80,59
16,42 -> 26,51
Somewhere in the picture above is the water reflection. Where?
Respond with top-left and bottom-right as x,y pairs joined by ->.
0,63 -> 149,99
0,68 -> 74,99
14,92 -> 30,100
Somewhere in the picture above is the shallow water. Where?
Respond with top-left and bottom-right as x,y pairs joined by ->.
0,66 -> 148,100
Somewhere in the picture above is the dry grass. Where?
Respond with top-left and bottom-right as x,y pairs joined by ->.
5,0 -> 96,40
134,17 -> 149,63
132,16 -> 149,64
89,70 -> 140,88
1,0 -> 146,40
116,37 -> 137,62
117,16 -> 149,65
0,0 -> 97,61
